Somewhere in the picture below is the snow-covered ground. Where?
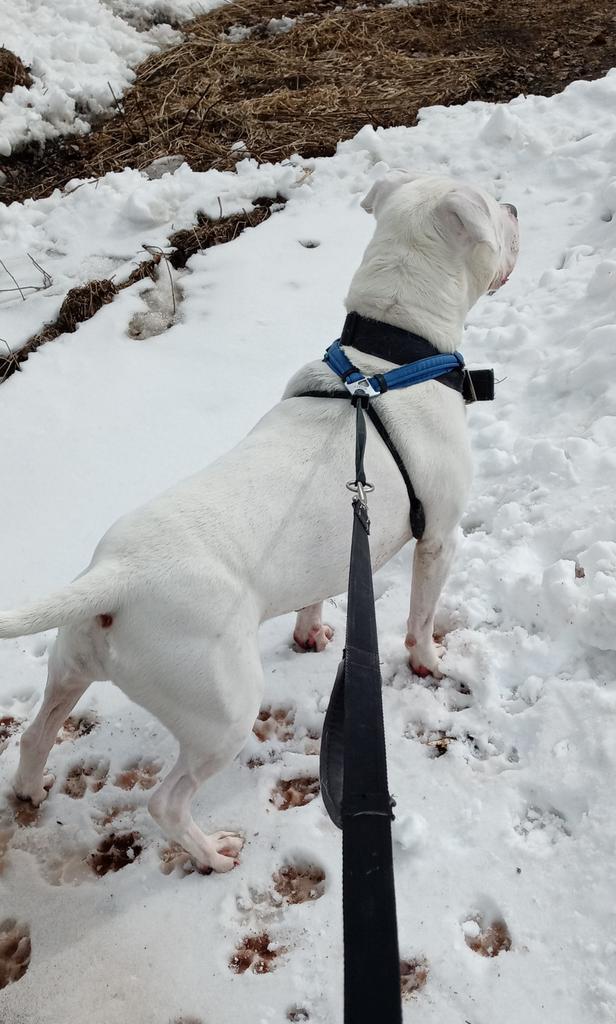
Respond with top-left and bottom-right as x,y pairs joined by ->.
1,56 -> 616,1024
0,0 -> 222,157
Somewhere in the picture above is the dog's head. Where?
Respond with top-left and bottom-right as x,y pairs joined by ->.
360,172 -> 519,299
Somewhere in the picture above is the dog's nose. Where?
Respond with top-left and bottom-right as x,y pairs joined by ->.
503,203 -> 518,219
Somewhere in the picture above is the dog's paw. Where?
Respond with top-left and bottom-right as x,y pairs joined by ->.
205,831 -> 244,873
293,624 -> 334,652
13,772 -> 54,808
180,831 -> 245,875
405,637 -> 444,679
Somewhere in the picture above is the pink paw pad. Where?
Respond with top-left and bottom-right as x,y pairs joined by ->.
411,664 -> 432,678
293,625 -> 333,652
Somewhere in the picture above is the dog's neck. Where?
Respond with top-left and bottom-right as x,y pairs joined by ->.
345,236 -> 478,355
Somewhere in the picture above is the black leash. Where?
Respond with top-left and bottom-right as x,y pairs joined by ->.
320,393 -> 402,1024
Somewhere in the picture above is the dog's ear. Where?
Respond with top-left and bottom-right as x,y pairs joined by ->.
360,171 -> 418,216
435,186 -> 497,249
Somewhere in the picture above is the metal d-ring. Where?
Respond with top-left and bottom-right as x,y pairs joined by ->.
346,480 -> 375,505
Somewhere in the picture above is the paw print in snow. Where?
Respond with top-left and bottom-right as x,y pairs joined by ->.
159,842 -> 213,878
400,957 -> 429,998
273,864 -> 325,905
463,913 -> 512,957
114,759 -> 161,791
515,804 -> 570,844
62,758 -> 109,799
0,919 -> 31,990
270,776 -> 320,810
0,716 -> 21,754
56,712 -> 98,743
229,932 -> 286,974
89,831 -> 143,876
253,706 -> 295,743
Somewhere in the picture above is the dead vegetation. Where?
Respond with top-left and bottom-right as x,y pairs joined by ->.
0,47 -> 32,100
0,202 -> 278,384
2,0 -> 615,204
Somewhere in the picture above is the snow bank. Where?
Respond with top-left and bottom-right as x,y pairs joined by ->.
0,0 -> 224,156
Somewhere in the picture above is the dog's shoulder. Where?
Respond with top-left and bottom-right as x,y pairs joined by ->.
282,360 -> 345,400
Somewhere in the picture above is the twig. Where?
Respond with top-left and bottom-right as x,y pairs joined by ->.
27,254 -> 53,289
0,255 -> 53,296
107,82 -> 138,142
0,338 -> 22,383
0,258 -> 26,301
180,82 -> 213,132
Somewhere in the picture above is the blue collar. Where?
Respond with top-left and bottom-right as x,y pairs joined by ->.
324,337 -> 465,398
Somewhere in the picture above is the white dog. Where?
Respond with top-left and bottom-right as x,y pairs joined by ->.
0,174 -> 518,872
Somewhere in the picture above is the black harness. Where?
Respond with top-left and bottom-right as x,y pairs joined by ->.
297,311 -> 495,539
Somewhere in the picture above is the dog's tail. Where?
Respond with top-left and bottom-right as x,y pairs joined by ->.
0,563 -> 125,638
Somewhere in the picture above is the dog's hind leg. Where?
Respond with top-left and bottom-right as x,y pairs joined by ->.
293,602 -> 334,651
405,531 -> 457,679
140,632 -> 263,873
148,747 -> 246,874
14,637 -> 93,805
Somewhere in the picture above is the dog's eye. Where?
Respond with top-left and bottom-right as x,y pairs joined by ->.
503,203 -> 518,219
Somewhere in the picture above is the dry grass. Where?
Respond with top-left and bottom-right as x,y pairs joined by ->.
0,201 -> 280,384
0,47 -> 32,100
2,0 -> 615,203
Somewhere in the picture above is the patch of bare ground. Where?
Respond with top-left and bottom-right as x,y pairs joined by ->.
0,202 -> 279,385
0,48 -> 32,100
1,0 -> 615,205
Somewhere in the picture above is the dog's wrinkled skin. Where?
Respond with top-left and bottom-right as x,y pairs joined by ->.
0,174 -> 518,872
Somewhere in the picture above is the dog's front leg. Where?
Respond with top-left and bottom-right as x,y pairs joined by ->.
293,603 -> 334,652
405,532 -> 457,678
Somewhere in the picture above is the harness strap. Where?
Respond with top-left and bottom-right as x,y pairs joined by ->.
330,312 -> 496,402
325,339 -> 464,397
296,390 -> 426,540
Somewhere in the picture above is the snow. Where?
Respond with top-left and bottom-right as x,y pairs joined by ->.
1,49 -> 616,1024
0,0 -> 226,157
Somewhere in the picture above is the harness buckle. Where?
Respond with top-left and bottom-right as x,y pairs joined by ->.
344,376 -> 379,399
463,368 -> 477,403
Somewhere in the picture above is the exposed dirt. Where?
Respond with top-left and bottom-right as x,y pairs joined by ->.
1,0 -> 615,205
0,48 -> 32,101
